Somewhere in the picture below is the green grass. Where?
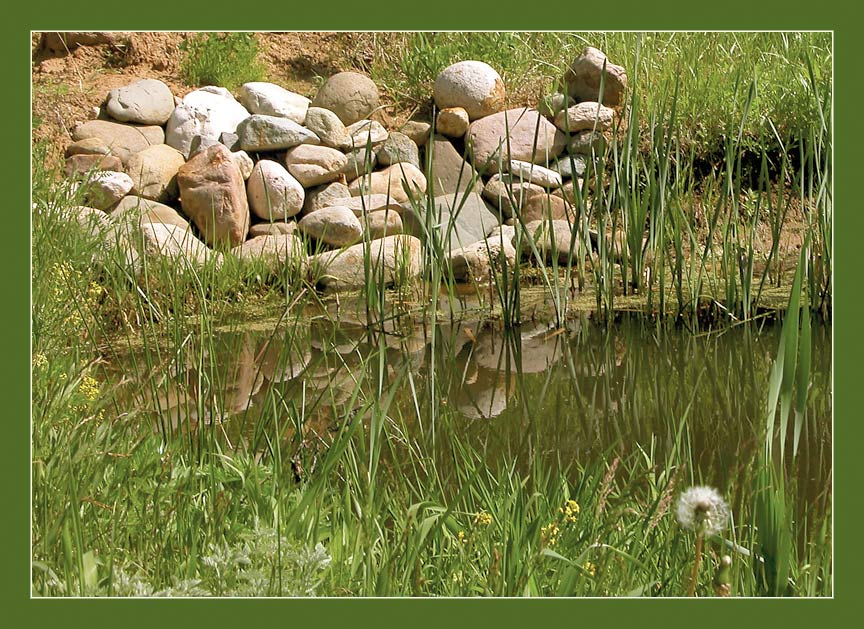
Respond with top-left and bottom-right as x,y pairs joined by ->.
31,32 -> 832,597
179,33 -> 267,91
367,32 -> 830,159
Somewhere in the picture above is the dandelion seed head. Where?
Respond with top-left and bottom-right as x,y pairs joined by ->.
676,486 -> 729,535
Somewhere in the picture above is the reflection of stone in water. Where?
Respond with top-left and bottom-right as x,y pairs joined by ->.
218,334 -> 265,416
310,319 -> 366,355
456,369 -> 515,420
139,375 -> 202,430
379,314 -> 428,355
304,366 -> 361,409
256,329 -> 312,383
436,320 -> 481,358
473,321 -> 566,374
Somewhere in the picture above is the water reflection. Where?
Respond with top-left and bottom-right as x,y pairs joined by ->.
114,308 -> 831,553
118,308 -> 830,528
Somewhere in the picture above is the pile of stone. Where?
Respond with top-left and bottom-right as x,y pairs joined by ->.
56,46 -> 627,291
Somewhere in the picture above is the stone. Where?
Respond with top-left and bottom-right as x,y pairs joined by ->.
238,82 -> 310,124
567,130 -> 607,155
427,135 -> 482,196
302,182 -> 352,214
518,219 -> 592,264
237,114 -> 320,152
111,195 -> 190,230
538,92 -> 574,119
140,222 -> 222,268
65,137 -> 111,157
436,107 -> 470,138
125,144 -> 185,202
84,171 -> 134,210
400,120 -> 431,146
564,47 -> 628,107
41,32 -> 133,53
552,154 -> 588,180
57,205 -> 138,271
298,206 -> 362,248
502,160 -> 563,188
72,120 -> 164,164
348,162 -> 427,204
482,173 -> 546,218
232,234 -> 306,273
176,144 -> 250,247
220,132 -> 241,151
283,144 -> 348,187
465,108 -> 566,173
303,107 -> 353,150
338,147 -> 378,182
361,209 -> 403,240
552,179 -> 589,205
518,193 -> 576,225
249,221 -> 298,238
106,78 -> 175,126
189,134 -> 221,157
246,159 -> 304,221
311,71 -> 380,126
554,102 -> 615,133
402,191 -> 499,252
376,132 -> 420,169
165,87 -> 251,158
449,224 -> 517,283
433,60 -> 506,121
342,194 -> 403,216
230,151 -> 254,180
309,235 -> 422,292
346,119 -> 388,148
65,154 -> 123,177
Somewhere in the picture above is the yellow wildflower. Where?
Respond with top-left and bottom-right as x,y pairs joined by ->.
560,499 -> 581,523
541,522 -> 561,546
457,530 -> 467,544
474,511 -> 493,526
32,354 -> 48,370
583,561 -> 597,577
86,281 -> 103,304
78,375 -> 100,401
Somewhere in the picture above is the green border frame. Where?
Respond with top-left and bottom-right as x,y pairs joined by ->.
9,1 -> 860,625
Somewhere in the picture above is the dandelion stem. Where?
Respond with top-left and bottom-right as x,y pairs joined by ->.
687,531 -> 704,597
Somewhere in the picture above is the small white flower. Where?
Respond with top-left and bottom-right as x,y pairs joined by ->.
676,486 -> 729,536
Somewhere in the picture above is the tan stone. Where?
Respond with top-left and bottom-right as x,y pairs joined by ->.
65,154 -> 123,177
177,144 -> 250,248
126,144 -> 185,202
437,107 -> 470,138
308,235 -> 423,292
298,206 -> 362,248
361,209 -> 403,240
348,162 -> 427,204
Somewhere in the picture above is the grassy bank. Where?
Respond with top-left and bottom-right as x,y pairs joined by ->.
31,31 -> 832,597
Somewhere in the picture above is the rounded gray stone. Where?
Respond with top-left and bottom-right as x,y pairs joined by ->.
106,79 -> 175,125
376,132 -> 420,169
298,206 -> 363,248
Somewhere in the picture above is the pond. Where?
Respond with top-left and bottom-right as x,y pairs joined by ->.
111,299 -> 831,554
